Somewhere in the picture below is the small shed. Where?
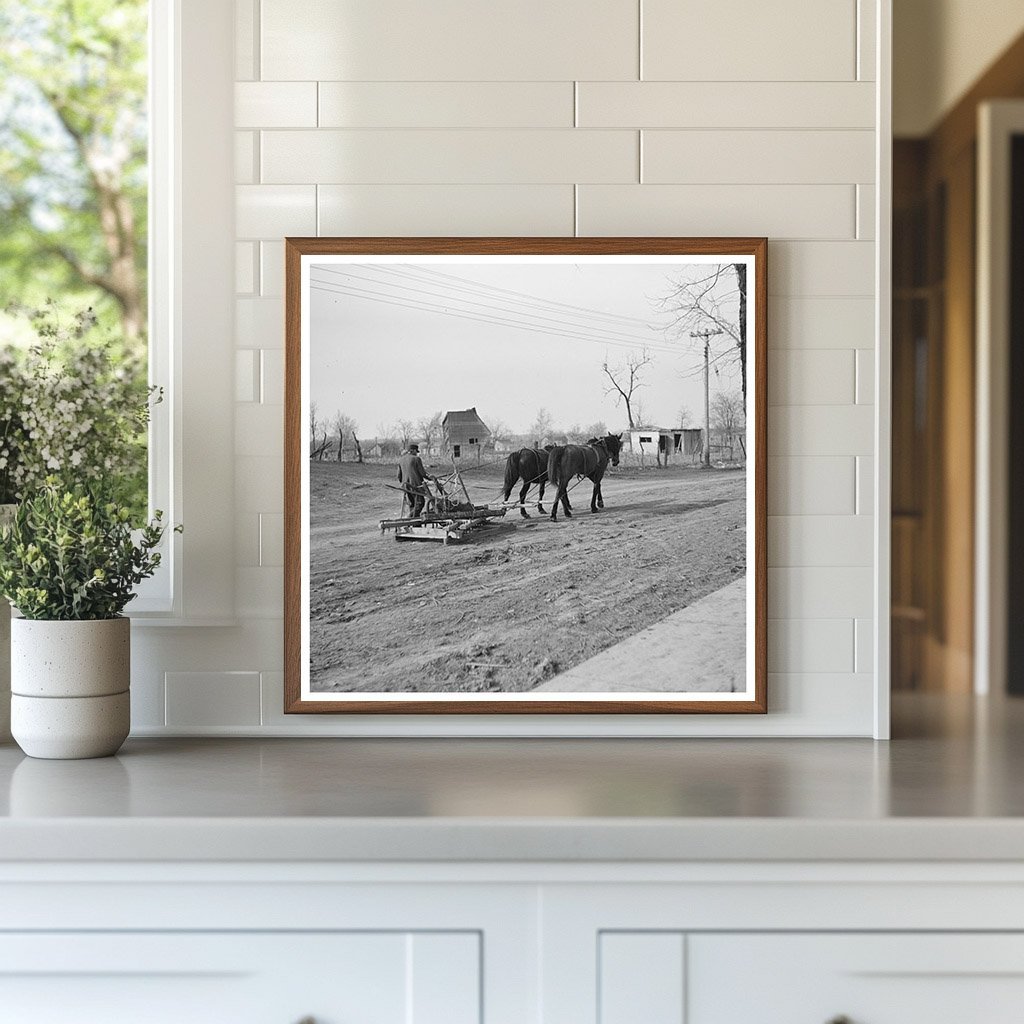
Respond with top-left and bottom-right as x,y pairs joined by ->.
442,407 -> 492,461
629,427 -> 704,465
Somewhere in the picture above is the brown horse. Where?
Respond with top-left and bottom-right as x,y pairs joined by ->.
501,446 -> 553,518
547,434 -> 623,521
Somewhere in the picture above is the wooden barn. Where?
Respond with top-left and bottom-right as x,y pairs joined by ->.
629,427 -> 704,465
442,407 -> 492,460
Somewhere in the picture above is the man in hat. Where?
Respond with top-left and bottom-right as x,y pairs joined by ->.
397,443 -> 435,518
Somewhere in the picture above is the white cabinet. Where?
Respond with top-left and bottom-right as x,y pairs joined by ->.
4,862 -> 1024,1023
0,932 -> 480,1024
689,934 -> 1024,1024
597,933 -> 1024,1024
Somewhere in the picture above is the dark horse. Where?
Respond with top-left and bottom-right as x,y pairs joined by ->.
502,445 -> 553,518
547,434 -> 623,521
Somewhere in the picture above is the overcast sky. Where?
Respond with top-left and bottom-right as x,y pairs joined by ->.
309,259 -> 745,438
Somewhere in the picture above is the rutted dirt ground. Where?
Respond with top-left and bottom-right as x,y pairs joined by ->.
309,459 -> 745,693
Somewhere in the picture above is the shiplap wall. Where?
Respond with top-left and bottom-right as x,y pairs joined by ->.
133,0 -> 883,737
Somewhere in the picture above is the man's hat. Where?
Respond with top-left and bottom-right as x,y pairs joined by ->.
409,443 -> 419,452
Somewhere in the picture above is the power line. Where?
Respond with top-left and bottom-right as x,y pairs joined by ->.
312,264 -> 666,348
309,278 -> 693,357
373,263 -> 657,327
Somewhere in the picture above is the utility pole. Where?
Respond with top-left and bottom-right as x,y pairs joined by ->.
690,328 -> 723,469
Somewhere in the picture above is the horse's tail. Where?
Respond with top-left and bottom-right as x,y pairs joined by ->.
503,450 -> 521,499
547,446 -> 563,489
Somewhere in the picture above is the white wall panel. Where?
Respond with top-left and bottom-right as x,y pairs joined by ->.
579,82 -> 874,129
235,456 -> 284,511
235,404 -> 284,457
770,242 -> 875,297
235,0 -> 257,80
235,241 -> 255,294
236,185 -> 316,237
765,671 -> 874,731
261,130 -> 639,184
318,184 -> 575,236
234,131 -> 256,184
641,0 -> 858,81
259,240 -> 285,297
855,618 -> 873,673
769,406 -> 875,456
770,568 -> 874,620
770,297 -> 876,350
642,130 -> 874,185
234,350 -> 259,403
235,567 -> 284,618
859,0 -> 878,80
259,514 -> 284,567
769,350 -> 857,406
261,0 -> 639,81
165,672 -> 262,727
769,619 -> 856,673
857,183 -> 876,239
235,298 -> 285,350
577,184 -> 855,239
235,82 -> 317,127
769,516 -> 873,568
260,349 -> 285,403
768,457 -> 856,515
319,82 -> 574,128
856,348 -> 875,403
236,512 -> 261,566
856,456 -> 875,515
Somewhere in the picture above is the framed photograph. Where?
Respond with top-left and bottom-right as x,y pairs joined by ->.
284,237 -> 766,714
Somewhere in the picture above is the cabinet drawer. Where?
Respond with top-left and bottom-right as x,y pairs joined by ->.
0,932 -> 480,1024
688,933 -> 1024,1024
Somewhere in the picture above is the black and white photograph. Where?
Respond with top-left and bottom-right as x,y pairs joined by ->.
285,239 -> 766,714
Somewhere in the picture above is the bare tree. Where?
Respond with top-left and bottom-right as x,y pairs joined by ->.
711,391 -> 745,446
482,415 -> 510,448
660,265 -> 747,398
331,412 -> 358,461
602,348 -> 652,428
377,422 -> 401,459
396,419 -> 416,449
677,405 -> 693,427
309,401 -> 331,460
530,408 -> 555,443
631,396 -> 648,429
417,411 -> 443,455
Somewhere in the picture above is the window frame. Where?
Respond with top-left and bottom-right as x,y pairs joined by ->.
128,0 -> 236,625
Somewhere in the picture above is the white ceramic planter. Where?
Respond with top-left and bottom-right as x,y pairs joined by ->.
0,502 -> 15,744
10,617 -> 131,759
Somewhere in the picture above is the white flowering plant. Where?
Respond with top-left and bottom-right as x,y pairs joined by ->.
0,303 -> 155,518
0,479 -> 173,620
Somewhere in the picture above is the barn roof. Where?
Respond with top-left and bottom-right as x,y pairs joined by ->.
443,407 -> 489,430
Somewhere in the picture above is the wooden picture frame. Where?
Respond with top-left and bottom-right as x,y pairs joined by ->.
285,237 -> 767,715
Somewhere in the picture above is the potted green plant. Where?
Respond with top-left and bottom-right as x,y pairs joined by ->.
0,480 -> 170,759
0,302 -> 155,746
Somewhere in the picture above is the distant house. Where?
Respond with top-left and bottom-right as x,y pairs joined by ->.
442,408 -> 492,460
629,426 -> 704,465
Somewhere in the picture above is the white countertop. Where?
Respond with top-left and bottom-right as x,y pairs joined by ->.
1,694 -> 1023,862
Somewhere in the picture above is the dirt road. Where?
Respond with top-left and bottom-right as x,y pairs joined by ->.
309,458 -> 745,693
